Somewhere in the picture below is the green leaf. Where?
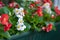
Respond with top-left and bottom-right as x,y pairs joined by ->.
55,16 -> 60,22
0,8 -> 5,14
52,26 -> 56,31
31,14 -> 43,25
33,24 -> 41,32
0,30 -> 11,39
2,7 -> 10,13
52,23 -> 56,31
24,22 -> 31,31
9,16 -> 18,25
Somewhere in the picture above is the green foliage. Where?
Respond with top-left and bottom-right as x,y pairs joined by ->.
55,16 -> 60,22
0,30 -> 10,39
24,22 -> 31,31
0,0 -> 59,39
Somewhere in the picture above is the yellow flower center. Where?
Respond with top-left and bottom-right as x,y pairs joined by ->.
16,10 -> 19,12
20,20 -> 23,23
17,25 -> 20,28
44,4 -> 48,6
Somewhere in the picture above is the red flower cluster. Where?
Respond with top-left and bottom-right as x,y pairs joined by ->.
9,1 -> 19,8
36,6 -> 43,17
30,3 -> 35,8
0,1 -> 4,8
0,14 -> 12,32
43,0 -> 52,7
55,6 -> 60,15
42,23 -> 52,32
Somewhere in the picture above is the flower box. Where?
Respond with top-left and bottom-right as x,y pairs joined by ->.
8,22 -> 60,40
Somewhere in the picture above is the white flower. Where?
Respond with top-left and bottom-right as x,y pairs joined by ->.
14,7 -> 25,18
17,22 -> 24,25
18,18 -> 24,23
14,7 -> 26,31
17,21 -> 24,25
14,8 -> 21,18
16,24 -> 26,31
19,7 -> 25,16
14,8 -> 20,14
16,15 -> 23,18
19,7 -> 24,11
43,3 -> 50,8
43,3 -> 52,14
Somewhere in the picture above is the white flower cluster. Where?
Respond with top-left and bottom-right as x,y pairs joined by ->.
14,7 -> 26,31
43,3 -> 52,14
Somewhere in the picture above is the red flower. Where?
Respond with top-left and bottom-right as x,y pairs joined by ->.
0,14 -> 12,32
36,6 -> 43,17
42,24 -> 53,32
43,0 -> 52,7
4,23 -> 12,32
9,2 -> 14,8
9,2 -> 19,8
0,1 -> 4,8
46,23 -> 52,32
14,4 -> 19,8
1,14 -> 9,25
30,3 -> 35,8
54,6 -> 60,15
